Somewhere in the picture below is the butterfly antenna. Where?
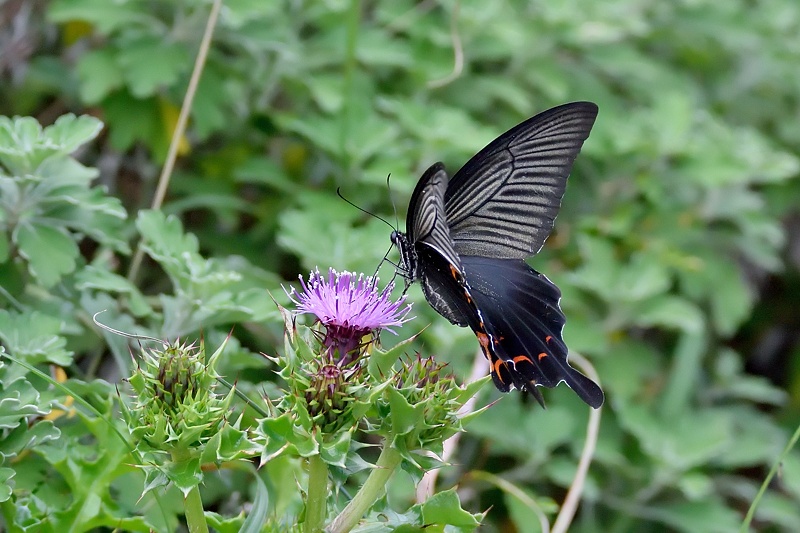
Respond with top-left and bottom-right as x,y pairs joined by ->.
336,187 -> 396,230
383,174 -> 412,290
386,174 -> 401,231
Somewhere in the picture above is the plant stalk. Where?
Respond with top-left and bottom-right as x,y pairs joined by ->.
327,443 -> 402,533
741,421 -> 800,531
127,0 -> 222,283
305,453 -> 329,533
184,484 -> 209,533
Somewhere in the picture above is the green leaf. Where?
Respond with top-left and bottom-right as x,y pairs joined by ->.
750,491 -> 800,532
778,452 -> 800,502
44,114 -> 104,153
649,500 -> 741,533
48,0 -> 155,33
0,418 -> 60,460
0,229 -> 9,262
616,252 -> 671,301
0,114 -> 102,174
0,467 -> 14,502
102,91 -> 162,153
619,405 -> 733,471
570,235 -> 617,300
117,37 -> 189,98
367,336 -> 415,381
163,456 -> 203,496
708,261 -> 754,335
278,206 -> 390,275
204,411 -> 259,465
75,266 -> 152,317
0,376 -> 51,429
387,387 -> 425,437
137,210 -> 199,257
192,66 -> 235,139
319,430 -> 352,468
0,116 -> 44,173
76,48 -> 124,104
0,310 -> 72,365
239,470 -> 270,533
469,401 -> 577,462
418,489 -> 481,527
506,489 -> 555,533
631,295 -> 704,333
14,222 -> 79,287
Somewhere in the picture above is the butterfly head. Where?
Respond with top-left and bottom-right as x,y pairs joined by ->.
390,230 -> 417,289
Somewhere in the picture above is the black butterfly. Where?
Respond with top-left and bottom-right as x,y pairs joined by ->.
391,102 -> 603,408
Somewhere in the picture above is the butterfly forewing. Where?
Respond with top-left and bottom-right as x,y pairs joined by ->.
404,163 -> 472,326
406,163 -> 462,272
445,102 -> 598,259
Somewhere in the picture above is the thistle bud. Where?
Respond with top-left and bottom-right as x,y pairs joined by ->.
124,339 -> 232,457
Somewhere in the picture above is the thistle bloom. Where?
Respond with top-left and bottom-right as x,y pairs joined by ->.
287,268 -> 411,364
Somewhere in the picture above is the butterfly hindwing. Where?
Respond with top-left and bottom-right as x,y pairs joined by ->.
461,256 -> 604,408
415,244 -> 475,328
445,102 -> 598,260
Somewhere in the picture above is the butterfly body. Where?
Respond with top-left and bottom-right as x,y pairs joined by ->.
393,102 -> 604,408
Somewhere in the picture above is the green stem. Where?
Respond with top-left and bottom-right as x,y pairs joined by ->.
305,453 -> 330,533
740,421 -> 800,532
328,443 -> 402,533
184,484 -> 209,533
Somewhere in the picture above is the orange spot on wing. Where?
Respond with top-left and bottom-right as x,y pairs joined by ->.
493,358 -> 507,383
476,332 -> 493,363
545,335 -> 553,343
512,355 -> 531,365
449,264 -> 459,279
476,331 -> 491,348
538,352 -> 548,361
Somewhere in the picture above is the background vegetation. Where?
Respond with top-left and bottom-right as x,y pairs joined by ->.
2,0 -> 800,531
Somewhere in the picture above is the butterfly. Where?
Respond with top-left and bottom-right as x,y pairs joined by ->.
391,102 -> 603,408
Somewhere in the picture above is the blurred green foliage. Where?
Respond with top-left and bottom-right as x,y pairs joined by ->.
1,0 -> 800,531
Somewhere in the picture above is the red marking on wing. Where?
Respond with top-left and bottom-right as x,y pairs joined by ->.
449,264 -> 460,279
476,331 -> 491,349
492,358 -> 507,384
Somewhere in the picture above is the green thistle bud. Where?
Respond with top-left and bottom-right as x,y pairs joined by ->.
306,363 -> 344,420
304,362 -> 364,433
121,336 -> 257,496
153,341 -> 204,411
125,339 -> 231,454
363,351 -> 489,475
395,353 -> 446,394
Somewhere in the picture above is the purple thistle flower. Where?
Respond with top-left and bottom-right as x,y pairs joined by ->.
287,268 -> 412,365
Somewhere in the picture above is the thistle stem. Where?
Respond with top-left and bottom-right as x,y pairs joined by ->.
305,453 -> 329,533
184,484 -> 209,533
328,442 -> 402,533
